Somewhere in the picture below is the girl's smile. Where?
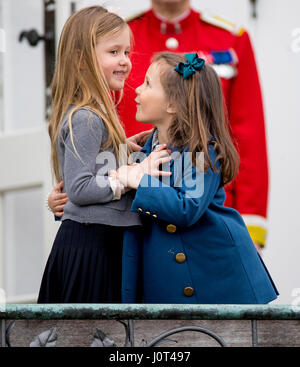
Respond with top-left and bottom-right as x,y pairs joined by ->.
113,70 -> 127,79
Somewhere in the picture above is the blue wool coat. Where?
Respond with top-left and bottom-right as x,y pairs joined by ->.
122,134 -> 278,304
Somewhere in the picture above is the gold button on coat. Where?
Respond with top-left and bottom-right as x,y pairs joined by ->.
166,224 -> 177,233
145,211 -> 151,215
184,287 -> 194,297
138,208 -> 142,213
175,253 -> 186,263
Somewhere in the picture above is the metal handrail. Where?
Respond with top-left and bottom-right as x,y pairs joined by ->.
1,304 -> 300,347
1,304 -> 300,320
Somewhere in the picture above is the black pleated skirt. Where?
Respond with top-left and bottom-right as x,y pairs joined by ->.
38,219 -> 125,303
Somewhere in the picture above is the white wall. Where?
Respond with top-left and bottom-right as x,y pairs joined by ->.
252,0 -> 300,305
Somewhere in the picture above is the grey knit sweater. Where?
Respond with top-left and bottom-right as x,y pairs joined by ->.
57,106 -> 141,226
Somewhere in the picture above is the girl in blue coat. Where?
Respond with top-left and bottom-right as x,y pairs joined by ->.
116,52 -> 279,304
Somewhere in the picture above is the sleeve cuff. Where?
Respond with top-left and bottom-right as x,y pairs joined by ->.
108,175 -> 125,200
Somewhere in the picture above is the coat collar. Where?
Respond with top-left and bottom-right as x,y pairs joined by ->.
148,8 -> 198,35
140,129 -> 216,156
140,133 -> 154,155
140,130 -> 184,156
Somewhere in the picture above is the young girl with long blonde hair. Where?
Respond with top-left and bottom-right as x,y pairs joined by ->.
38,6 -> 170,303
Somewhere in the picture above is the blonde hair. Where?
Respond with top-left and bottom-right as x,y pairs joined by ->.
49,6 -> 130,183
153,52 -> 239,186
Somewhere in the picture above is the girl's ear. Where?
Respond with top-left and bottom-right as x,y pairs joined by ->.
166,103 -> 176,114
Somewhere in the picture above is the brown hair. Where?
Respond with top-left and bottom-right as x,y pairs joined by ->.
49,6 -> 130,183
153,52 -> 239,186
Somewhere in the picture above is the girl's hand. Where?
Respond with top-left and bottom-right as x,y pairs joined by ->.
126,128 -> 154,151
48,181 -> 69,217
117,144 -> 172,189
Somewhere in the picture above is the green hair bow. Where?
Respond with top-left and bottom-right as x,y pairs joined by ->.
174,53 -> 205,79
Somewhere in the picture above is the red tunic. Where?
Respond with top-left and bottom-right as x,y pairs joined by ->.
119,8 -> 269,245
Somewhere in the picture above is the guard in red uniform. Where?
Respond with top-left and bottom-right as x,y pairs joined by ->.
118,7 -> 269,247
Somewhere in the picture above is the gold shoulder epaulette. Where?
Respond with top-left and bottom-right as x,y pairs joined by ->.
201,12 -> 245,36
125,11 -> 145,23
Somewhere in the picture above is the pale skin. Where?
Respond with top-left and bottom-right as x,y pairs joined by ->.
49,61 -> 261,254
49,3 -> 262,252
49,144 -> 171,216
48,128 -> 157,217
48,29 -> 170,216
118,60 -> 262,254
150,0 -> 262,253
115,61 -> 174,189
48,2 -> 188,216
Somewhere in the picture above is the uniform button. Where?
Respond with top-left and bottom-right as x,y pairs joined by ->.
165,37 -> 179,50
166,224 -> 177,233
184,287 -> 194,297
138,208 -> 143,213
152,214 -> 158,218
145,211 -> 151,215
175,253 -> 186,263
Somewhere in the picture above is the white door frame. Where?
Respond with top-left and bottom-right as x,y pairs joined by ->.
0,0 -> 73,303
